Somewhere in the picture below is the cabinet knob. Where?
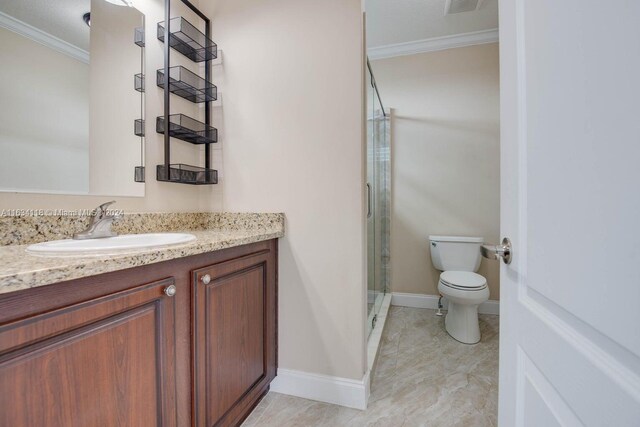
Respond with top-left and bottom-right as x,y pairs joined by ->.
201,274 -> 211,285
164,285 -> 177,297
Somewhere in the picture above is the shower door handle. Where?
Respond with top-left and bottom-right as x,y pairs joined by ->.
366,183 -> 372,218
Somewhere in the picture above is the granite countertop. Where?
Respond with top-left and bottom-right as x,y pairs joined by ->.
0,213 -> 284,295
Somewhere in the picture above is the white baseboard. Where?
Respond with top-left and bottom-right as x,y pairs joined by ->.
391,292 -> 500,315
270,368 -> 370,410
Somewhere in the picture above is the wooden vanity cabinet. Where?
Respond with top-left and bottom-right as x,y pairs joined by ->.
0,239 -> 278,427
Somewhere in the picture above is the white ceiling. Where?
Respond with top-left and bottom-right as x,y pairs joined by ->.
0,0 -> 92,51
365,0 -> 499,48
1,0 -> 498,55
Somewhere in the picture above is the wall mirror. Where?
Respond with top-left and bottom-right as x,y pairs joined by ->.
0,0 -> 146,197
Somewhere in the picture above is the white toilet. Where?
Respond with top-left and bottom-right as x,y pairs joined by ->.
429,235 -> 489,344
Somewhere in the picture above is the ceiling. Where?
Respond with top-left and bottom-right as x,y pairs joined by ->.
365,0 -> 499,48
0,0 -> 92,51
0,0 -> 499,55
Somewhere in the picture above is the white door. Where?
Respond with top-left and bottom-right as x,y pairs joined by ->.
498,0 -> 640,425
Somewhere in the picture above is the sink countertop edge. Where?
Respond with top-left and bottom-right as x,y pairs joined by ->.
0,228 -> 284,295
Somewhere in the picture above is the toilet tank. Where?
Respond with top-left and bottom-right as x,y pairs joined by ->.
429,235 -> 484,272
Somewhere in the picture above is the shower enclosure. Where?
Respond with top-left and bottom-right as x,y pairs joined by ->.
366,59 -> 391,337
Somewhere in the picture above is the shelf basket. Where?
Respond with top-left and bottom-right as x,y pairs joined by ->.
156,114 -> 217,145
134,73 -> 145,93
134,26 -> 145,47
134,119 -> 145,137
157,66 -> 217,103
134,166 -> 145,183
157,17 -> 217,62
157,164 -> 218,185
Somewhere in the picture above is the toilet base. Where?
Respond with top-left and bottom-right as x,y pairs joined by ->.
445,302 -> 482,344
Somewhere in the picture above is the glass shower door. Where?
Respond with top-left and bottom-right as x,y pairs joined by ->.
366,68 -> 376,333
367,60 -> 390,337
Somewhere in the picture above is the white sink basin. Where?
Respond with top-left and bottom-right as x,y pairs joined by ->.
26,233 -> 197,256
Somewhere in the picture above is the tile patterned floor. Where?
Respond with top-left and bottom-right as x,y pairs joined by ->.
242,307 -> 499,427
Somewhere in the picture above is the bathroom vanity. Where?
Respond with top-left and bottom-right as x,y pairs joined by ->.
0,213 -> 283,427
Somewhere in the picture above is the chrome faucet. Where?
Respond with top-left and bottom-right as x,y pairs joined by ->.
73,201 -> 121,240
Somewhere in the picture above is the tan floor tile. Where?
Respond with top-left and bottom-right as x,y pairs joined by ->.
243,307 -> 499,427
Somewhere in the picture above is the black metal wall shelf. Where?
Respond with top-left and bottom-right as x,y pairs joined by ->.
157,0 -> 219,186
157,17 -> 217,63
157,66 -> 217,103
134,73 -> 145,92
134,119 -> 145,137
156,114 -> 217,145
157,164 -> 218,185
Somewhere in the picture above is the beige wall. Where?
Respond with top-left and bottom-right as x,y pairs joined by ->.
200,0 -> 366,380
372,43 -> 501,299
0,0 -> 222,212
0,0 -> 367,383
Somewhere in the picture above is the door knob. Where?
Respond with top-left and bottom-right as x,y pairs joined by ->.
201,274 -> 211,285
164,285 -> 177,297
481,238 -> 512,265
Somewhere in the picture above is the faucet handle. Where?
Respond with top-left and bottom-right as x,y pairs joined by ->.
95,200 -> 117,219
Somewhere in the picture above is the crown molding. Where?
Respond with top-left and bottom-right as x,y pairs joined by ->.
367,28 -> 499,60
0,11 -> 89,64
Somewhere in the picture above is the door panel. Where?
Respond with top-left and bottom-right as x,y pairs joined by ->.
520,303 -> 639,424
499,0 -> 640,424
0,278 -> 177,427
523,0 -> 640,356
206,266 -> 266,417
522,358 -> 570,427
193,249 -> 277,427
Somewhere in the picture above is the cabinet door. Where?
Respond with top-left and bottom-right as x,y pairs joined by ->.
0,278 -> 178,427
193,248 -> 277,427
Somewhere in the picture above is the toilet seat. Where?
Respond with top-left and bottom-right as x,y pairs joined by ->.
439,271 -> 487,291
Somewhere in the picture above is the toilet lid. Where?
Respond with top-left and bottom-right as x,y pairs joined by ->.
440,271 -> 487,290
